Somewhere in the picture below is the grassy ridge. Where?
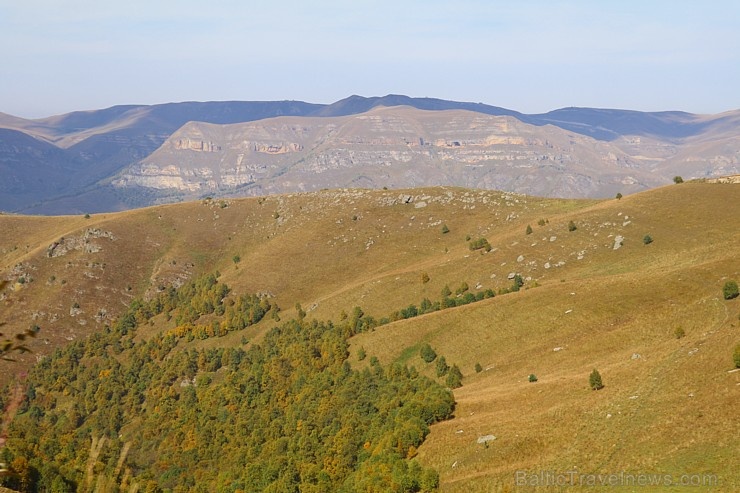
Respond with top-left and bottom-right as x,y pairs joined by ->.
1,182 -> 739,491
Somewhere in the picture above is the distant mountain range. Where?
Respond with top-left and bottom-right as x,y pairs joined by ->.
1,95 -> 738,214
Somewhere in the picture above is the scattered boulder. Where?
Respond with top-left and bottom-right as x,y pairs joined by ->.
477,435 -> 496,444
613,235 -> 624,250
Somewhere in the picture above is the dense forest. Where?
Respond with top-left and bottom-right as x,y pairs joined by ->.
0,273 -> 456,492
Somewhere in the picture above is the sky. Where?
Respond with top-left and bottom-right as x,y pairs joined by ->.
2,0 -> 739,118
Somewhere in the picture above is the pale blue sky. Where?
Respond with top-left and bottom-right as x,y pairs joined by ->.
2,0 -> 739,118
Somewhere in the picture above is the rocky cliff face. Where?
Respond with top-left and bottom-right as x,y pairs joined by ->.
4,97 -> 740,213
114,107 -> 678,200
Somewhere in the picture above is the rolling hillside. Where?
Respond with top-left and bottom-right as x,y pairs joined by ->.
1,181 -> 738,490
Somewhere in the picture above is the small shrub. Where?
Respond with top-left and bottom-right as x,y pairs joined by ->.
537,218 -> 547,226
469,237 -> 492,252
421,272 -> 430,284
511,274 -> 524,292
420,343 -> 437,363
674,326 -> 685,339
445,365 -> 463,388
441,285 -> 452,297
295,303 -> 306,320
723,280 -> 739,300
568,220 -> 577,232
441,224 -> 450,234
616,192 -> 623,200
734,344 -> 740,369
525,224 -> 533,235
435,356 -> 449,377
455,282 -> 469,295
84,213 -> 91,219
465,234 -> 471,242
357,347 -> 366,361
474,362 -> 483,373
643,234 -> 653,245
673,176 -> 684,184
589,369 -> 604,390
528,373 -> 538,383
232,254 -> 241,265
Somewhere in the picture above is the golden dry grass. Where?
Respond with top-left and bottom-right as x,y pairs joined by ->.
1,182 -> 739,491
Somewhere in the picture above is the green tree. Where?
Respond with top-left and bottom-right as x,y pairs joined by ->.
511,274 -> 524,292
445,365 -> 463,388
723,280 -> 739,300
468,238 -> 492,252
528,373 -> 538,383
419,467 -> 439,491
643,234 -> 653,245
295,303 -> 306,320
525,224 -> 533,235
568,220 -> 577,232
435,356 -> 449,377
589,369 -> 604,390
615,192 -> 623,200
419,343 -> 437,363
474,362 -> 483,373
673,176 -> 684,184
455,282 -> 469,295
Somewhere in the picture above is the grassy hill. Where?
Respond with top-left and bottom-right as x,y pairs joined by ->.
1,182 -> 738,491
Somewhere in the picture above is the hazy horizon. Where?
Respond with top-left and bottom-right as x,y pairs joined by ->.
2,0 -> 739,119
